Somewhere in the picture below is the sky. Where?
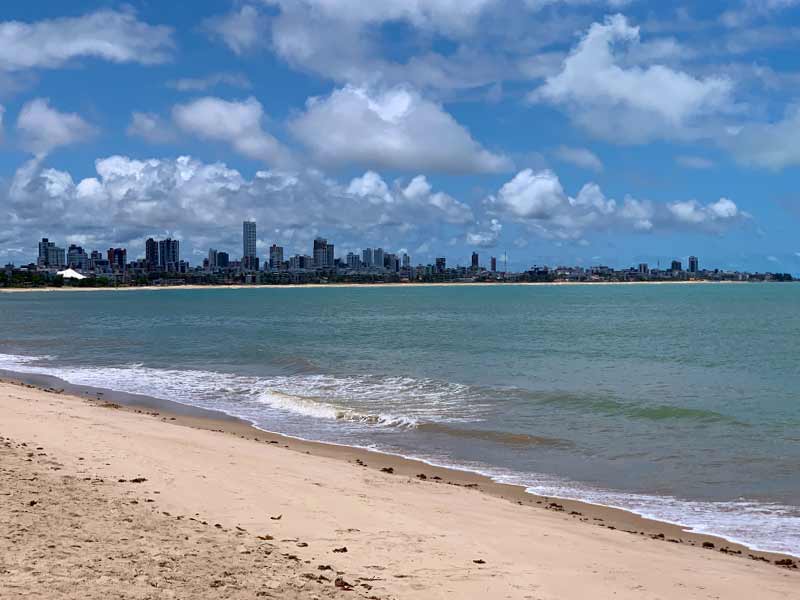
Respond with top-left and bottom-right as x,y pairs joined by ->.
1,1 -> 800,273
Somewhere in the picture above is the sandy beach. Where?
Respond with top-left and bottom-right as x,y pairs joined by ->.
1,379 -> 797,599
0,279 -> 751,294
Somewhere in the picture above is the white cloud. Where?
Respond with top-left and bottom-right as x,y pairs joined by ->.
553,145 -> 603,172
290,85 -> 512,173
724,106 -> 800,169
676,155 -> 715,169
204,6 -> 268,55
531,15 -> 733,143
467,219 -> 503,247
126,112 -> 175,144
16,98 -> 96,156
167,73 -> 251,92
172,97 -> 291,167
0,9 -> 173,72
1,154 -> 478,261
488,168 -> 745,239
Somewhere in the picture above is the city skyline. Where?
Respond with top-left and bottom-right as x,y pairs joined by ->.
2,3 -> 800,275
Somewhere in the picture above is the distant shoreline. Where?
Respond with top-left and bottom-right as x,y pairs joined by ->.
0,279 -> 766,293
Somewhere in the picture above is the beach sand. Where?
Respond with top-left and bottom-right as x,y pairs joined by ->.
1,379 -> 798,599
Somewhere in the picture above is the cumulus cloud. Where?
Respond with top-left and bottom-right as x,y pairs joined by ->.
167,72 -> 251,92
126,112 -> 175,144
290,85 -> 512,173
17,98 -> 96,156
203,5 -> 268,55
467,219 -> 503,247
553,145 -> 603,172
0,9 -> 173,72
724,106 -> 800,169
1,155 -> 477,263
172,97 -> 291,167
487,168 -> 746,239
530,15 -> 733,143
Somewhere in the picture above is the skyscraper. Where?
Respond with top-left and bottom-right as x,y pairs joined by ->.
107,248 -> 127,271
361,248 -> 373,268
67,245 -> 89,271
145,238 -> 159,270
373,248 -> 384,270
490,256 -> 497,272
313,238 -> 329,268
243,221 -> 257,261
688,256 -> 699,273
402,253 -> 410,269
269,244 -> 284,270
435,257 -> 446,273
208,248 -> 219,270
37,238 -> 65,268
671,260 -> 682,272
471,252 -> 479,270
158,238 -> 180,271
346,252 -> 360,269
326,243 -> 335,269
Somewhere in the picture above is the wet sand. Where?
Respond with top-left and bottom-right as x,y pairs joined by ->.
1,378 -> 797,599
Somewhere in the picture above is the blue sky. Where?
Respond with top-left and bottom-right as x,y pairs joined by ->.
1,1 -> 800,273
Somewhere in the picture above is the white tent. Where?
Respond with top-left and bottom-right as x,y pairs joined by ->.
56,268 -> 87,280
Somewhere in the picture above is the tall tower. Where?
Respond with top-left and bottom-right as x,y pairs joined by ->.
243,221 -> 257,261
688,256 -> 699,273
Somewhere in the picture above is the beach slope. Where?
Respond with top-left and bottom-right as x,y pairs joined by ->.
1,381 -> 797,599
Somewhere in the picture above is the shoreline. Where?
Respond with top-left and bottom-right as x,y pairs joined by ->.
1,370 -> 796,566
0,280 -> 765,293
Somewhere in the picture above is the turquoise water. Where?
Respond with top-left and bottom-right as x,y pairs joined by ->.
1,284 -> 798,554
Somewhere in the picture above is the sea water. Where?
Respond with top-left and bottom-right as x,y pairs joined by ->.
1,284 -> 798,555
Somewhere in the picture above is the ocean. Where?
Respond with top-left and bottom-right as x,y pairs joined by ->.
1,283 -> 798,555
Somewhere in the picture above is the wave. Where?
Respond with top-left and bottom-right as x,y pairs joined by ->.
255,390 -> 419,428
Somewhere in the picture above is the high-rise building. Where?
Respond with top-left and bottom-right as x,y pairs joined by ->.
361,248 -> 373,268
373,248 -> 384,270
490,256 -> 497,272
346,252 -> 360,269
37,238 -> 65,268
67,245 -> 89,271
158,238 -> 180,271
313,238 -> 330,268
671,260 -> 682,272
326,243 -> 335,269
145,238 -> 159,270
217,252 -> 230,269
243,221 -> 257,261
435,257 -> 446,273
107,248 -> 127,271
638,263 -> 649,275
269,244 -> 284,270
402,253 -> 410,269
208,248 -> 218,270
471,252 -> 479,270
688,256 -> 699,273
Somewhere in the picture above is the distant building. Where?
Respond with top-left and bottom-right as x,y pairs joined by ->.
373,248 -> 385,271
346,252 -> 360,269
37,238 -> 65,268
435,257 -> 446,273
671,260 -> 682,272
208,248 -> 218,271
402,253 -> 411,269
158,238 -> 180,272
107,248 -> 127,271
490,256 -> 497,272
313,238 -> 330,269
471,252 -> 479,270
67,245 -> 89,271
243,221 -> 257,262
217,252 -> 230,269
145,238 -> 159,270
688,256 -> 699,273
326,243 -> 335,269
269,244 -> 284,270
638,263 -> 649,275
361,248 -> 373,268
